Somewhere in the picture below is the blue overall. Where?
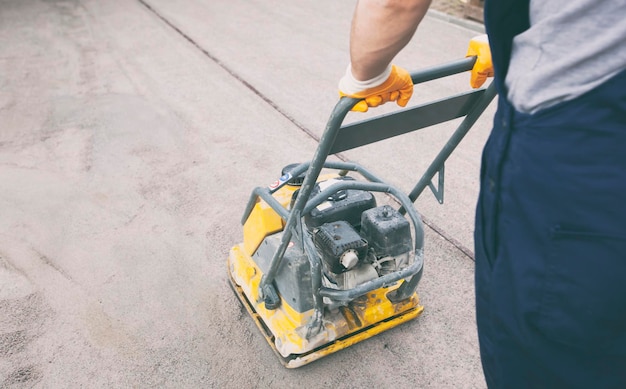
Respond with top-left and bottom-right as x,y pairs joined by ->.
475,1 -> 626,387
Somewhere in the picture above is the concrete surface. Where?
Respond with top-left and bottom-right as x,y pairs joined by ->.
0,0 -> 494,387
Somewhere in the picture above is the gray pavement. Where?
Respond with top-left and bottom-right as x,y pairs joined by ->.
0,0 -> 494,387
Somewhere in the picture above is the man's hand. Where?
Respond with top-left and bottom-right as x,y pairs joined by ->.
339,64 -> 413,112
466,35 -> 494,88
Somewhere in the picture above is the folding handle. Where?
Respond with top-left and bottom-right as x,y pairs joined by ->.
258,54 -> 493,308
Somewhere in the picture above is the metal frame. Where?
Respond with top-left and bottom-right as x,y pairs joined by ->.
242,56 -> 497,318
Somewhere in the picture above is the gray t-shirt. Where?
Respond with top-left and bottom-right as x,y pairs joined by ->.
505,1 -> 626,114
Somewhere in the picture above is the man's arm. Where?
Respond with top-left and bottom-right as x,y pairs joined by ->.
339,0 -> 431,112
350,0 -> 431,80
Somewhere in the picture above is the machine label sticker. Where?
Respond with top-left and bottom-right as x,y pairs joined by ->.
316,201 -> 332,211
268,172 -> 292,190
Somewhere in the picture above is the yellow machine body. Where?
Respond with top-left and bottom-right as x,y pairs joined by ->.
228,41 -> 495,369
228,180 -> 424,368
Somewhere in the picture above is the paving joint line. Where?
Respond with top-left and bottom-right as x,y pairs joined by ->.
136,0 -> 475,262
135,0 -> 318,142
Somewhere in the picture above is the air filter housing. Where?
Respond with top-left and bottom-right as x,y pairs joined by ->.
360,205 -> 411,258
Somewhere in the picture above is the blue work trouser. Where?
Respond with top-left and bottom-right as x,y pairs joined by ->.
474,69 -> 626,388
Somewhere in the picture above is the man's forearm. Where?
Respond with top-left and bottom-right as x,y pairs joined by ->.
350,0 -> 431,80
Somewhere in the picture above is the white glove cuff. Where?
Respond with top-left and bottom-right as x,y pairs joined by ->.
338,64 -> 392,95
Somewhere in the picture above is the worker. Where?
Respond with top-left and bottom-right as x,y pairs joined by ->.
339,1 -> 626,387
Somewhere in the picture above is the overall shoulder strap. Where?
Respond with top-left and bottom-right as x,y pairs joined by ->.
484,0 -> 530,95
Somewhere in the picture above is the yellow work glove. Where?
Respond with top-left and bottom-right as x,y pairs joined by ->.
338,64 -> 413,112
466,34 -> 494,88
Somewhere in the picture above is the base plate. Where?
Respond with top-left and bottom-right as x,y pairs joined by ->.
228,261 -> 424,368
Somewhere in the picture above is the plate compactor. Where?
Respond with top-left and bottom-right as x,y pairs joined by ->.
228,38 -> 495,368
